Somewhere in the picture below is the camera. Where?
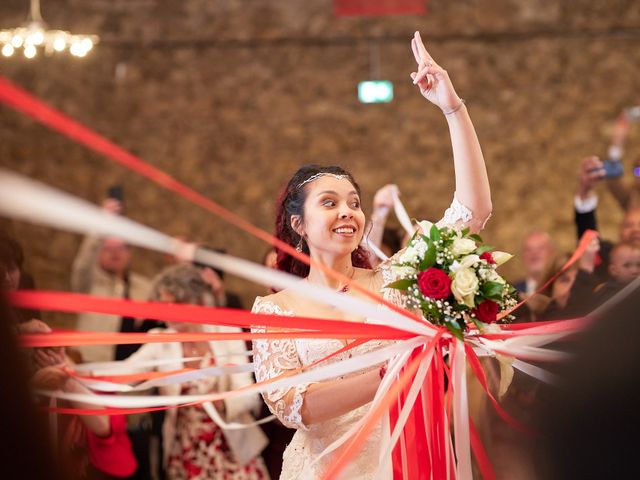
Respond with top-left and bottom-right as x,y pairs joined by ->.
107,185 -> 124,202
602,159 -> 624,179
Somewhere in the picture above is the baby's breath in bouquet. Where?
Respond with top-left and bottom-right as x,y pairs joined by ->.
386,221 -> 518,338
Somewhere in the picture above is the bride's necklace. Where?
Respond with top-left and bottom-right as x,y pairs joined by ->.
307,268 -> 355,293
338,268 -> 356,293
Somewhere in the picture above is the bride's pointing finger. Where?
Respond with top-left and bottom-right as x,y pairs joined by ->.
411,38 -> 422,65
414,31 -> 435,66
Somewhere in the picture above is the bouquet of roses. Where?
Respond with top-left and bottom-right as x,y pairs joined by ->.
386,221 -> 518,338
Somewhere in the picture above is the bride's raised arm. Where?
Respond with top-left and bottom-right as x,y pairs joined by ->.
411,31 -> 492,232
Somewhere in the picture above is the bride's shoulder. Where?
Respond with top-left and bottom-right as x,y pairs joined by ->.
356,265 -> 390,293
251,289 -> 293,315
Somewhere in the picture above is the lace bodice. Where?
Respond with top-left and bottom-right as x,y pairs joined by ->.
251,195 -> 474,479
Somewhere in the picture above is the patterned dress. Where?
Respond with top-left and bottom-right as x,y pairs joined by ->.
166,354 -> 269,480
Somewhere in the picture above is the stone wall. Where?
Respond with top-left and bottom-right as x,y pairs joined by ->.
1,0 -> 639,326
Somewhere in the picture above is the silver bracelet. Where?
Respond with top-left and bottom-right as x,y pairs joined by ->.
442,98 -> 466,116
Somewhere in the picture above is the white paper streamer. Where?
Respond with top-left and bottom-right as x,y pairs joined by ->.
392,189 -> 415,238
39,337 -> 427,408
301,348 -> 413,477
452,340 -> 472,480
74,356 -> 207,373
365,236 -> 389,262
478,337 -> 568,362
512,359 -> 559,385
73,363 -> 255,393
0,169 -> 434,338
201,402 -> 276,430
374,345 -> 434,480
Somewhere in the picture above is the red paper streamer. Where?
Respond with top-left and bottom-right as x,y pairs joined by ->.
10,291 -> 409,346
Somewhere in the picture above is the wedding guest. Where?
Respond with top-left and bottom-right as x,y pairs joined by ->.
71,198 -> 152,363
574,155 -> 640,277
513,230 -> 557,295
0,232 -> 41,322
23,321 -> 137,479
591,242 -> 640,302
110,264 -> 269,479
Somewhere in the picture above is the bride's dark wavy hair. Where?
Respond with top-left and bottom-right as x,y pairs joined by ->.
274,165 -> 372,278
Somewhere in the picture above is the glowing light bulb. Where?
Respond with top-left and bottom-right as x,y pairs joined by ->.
80,37 -> 93,52
53,37 -> 66,51
11,35 -> 24,47
32,30 -> 44,45
24,44 -> 36,58
69,42 -> 82,56
2,44 -> 15,57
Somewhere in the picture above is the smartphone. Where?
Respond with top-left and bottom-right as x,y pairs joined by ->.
602,159 -> 623,179
107,185 -> 124,201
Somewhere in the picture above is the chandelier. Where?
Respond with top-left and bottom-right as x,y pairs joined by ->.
0,0 -> 99,59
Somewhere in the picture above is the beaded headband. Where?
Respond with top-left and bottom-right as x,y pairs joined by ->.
297,172 -> 350,189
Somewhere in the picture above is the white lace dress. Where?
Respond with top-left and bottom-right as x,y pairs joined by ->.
251,196 -> 474,480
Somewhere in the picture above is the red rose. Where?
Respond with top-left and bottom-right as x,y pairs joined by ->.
473,300 -> 499,323
480,252 -> 496,265
417,267 -> 452,300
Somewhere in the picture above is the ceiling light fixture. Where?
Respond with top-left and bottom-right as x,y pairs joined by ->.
0,0 -> 99,59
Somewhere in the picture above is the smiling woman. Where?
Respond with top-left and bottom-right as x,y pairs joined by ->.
273,165 -> 372,280
250,31 -> 493,479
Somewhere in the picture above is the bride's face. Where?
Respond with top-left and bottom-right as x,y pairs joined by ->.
296,176 -> 365,258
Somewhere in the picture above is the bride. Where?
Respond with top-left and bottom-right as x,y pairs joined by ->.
251,32 -> 492,479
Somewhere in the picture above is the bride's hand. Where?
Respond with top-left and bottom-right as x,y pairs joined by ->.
410,31 -> 462,113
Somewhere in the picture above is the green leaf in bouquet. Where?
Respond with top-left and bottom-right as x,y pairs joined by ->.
385,279 -> 416,291
481,281 -> 504,300
471,317 -> 485,331
461,227 -> 470,237
469,233 -> 483,243
445,317 -> 464,340
419,242 -> 437,270
475,245 -> 494,255
430,224 -> 441,242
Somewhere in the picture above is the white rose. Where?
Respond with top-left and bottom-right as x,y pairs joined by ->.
491,251 -> 513,266
451,267 -> 479,308
399,246 -> 419,264
458,254 -> 480,269
451,238 -> 477,256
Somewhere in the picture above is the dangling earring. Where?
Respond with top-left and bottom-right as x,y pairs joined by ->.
296,237 -> 305,252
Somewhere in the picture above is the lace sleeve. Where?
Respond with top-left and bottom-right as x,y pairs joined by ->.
436,193 -> 475,228
251,297 -> 314,430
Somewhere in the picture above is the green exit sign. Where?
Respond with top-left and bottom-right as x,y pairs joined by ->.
358,80 -> 393,103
